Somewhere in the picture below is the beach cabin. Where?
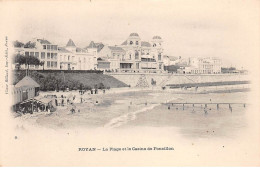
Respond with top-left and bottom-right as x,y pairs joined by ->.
11,76 -> 42,114
15,76 -> 40,97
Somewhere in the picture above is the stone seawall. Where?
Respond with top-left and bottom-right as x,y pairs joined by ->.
108,73 -> 249,87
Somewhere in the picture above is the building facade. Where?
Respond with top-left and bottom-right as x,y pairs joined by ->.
119,33 -> 164,72
58,39 -> 97,70
90,33 -> 165,72
14,38 -> 97,71
184,57 -> 222,74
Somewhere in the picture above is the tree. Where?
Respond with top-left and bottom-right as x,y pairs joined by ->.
13,40 -> 24,48
13,54 -> 40,70
24,41 -> 36,48
40,61 -> 45,70
98,82 -> 105,89
151,78 -> 156,86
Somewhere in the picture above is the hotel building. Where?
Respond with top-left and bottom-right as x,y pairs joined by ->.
184,57 -> 222,74
14,38 -> 97,71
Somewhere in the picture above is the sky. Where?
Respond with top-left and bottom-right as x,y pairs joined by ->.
1,0 -> 259,69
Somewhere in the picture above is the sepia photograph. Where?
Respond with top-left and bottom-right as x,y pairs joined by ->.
0,0 -> 259,167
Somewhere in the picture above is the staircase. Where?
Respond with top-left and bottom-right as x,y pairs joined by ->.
159,73 -> 174,87
136,74 -> 149,87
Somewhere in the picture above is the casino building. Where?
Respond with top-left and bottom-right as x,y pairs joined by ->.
119,33 -> 164,72
97,33 -> 164,73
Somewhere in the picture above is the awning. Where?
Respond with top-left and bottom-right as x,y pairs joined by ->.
19,97 -> 52,105
39,98 -> 53,104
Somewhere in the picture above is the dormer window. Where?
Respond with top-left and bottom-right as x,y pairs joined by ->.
130,41 -> 133,45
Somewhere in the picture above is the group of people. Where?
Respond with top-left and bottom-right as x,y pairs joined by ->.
15,102 -> 52,115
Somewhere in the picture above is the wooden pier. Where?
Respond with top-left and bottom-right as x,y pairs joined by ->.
164,102 -> 247,109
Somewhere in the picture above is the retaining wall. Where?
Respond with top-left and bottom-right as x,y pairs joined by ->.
108,73 -> 249,87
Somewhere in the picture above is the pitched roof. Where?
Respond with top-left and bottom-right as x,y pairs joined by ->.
58,47 -> 71,53
164,55 -> 178,61
153,36 -> 162,39
141,41 -> 151,47
130,33 -> 139,37
121,40 -> 127,45
87,41 -> 97,48
66,39 -> 76,47
37,39 -> 51,44
95,42 -> 104,52
121,40 -> 151,47
76,47 -> 87,53
15,76 -> 40,88
108,46 -> 125,51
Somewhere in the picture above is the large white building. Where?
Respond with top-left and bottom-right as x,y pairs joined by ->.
14,38 -> 97,71
58,39 -> 97,70
93,33 -> 165,72
184,57 -> 222,74
119,33 -> 164,72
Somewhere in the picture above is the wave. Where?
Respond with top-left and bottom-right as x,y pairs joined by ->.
104,103 -> 160,128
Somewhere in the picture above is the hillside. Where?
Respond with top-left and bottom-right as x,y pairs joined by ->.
12,70 -> 128,91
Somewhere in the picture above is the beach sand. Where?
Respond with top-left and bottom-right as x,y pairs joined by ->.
14,86 -> 249,139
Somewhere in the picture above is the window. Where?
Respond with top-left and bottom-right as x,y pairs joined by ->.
129,54 -> 132,59
158,53 -> 161,61
47,61 -> 50,67
41,52 -> 45,59
35,52 -> 39,58
51,62 -> 54,67
25,52 -> 29,56
159,64 -> 162,69
47,45 -> 50,50
30,52 -> 34,56
54,62 -> 57,68
43,45 -> 46,49
47,53 -> 50,59
51,53 -> 54,59
130,41 -> 133,45
136,41 -> 139,45
51,45 -> 54,50
135,51 -> 139,59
